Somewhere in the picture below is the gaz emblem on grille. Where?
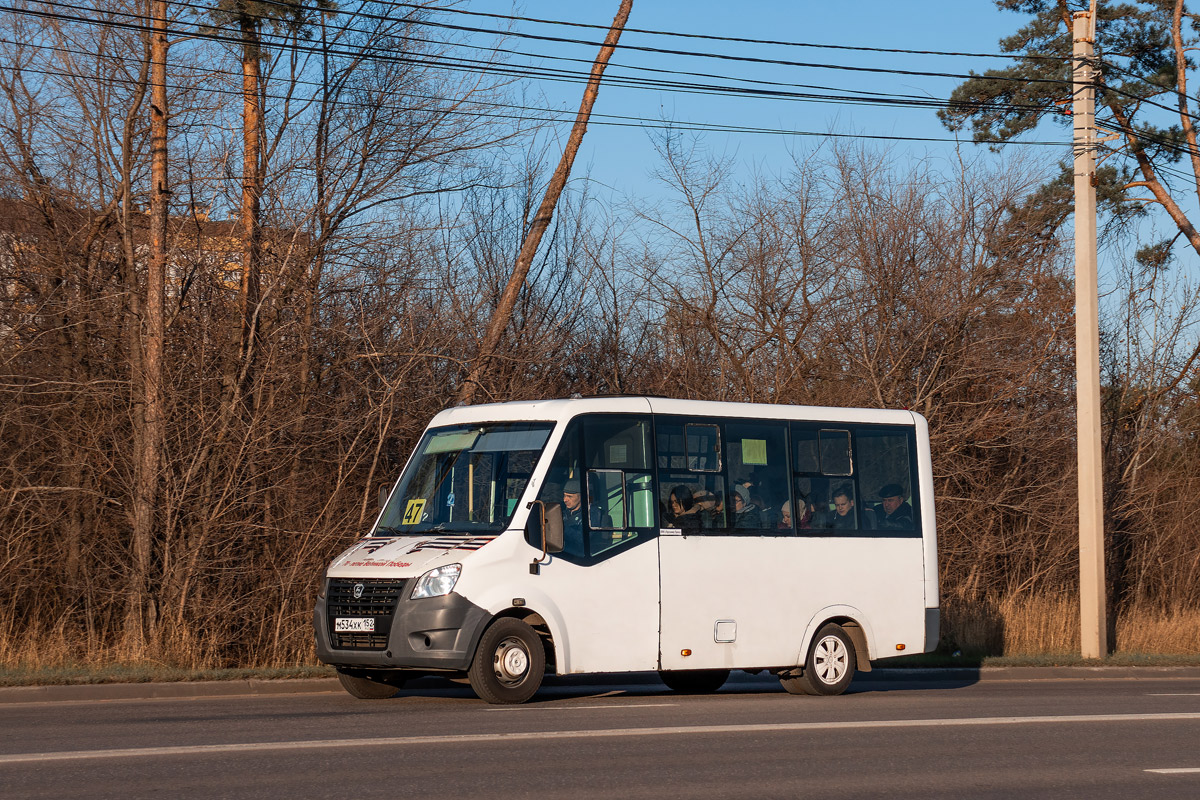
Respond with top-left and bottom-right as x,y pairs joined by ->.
352,583 -> 364,599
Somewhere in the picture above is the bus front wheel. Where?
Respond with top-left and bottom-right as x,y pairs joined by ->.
780,623 -> 856,696
336,668 -> 405,699
658,669 -> 729,694
468,617 -> 546,704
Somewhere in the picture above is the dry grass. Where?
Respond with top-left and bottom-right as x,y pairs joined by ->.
0,608 -> 317,672
942,594 -> 1200,656
5,594 -> 1200,674
1114,603 -> 1200,654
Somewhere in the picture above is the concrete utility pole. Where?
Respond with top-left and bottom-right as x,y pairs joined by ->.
1073,7 -> 1107,659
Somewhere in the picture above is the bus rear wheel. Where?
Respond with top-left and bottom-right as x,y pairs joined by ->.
336,668 -> 405,699
780,623 -> 856,696
658,669 -> 729,694
468,617 -> 546,704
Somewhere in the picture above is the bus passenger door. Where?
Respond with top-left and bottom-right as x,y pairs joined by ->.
531,411 -> 661,674
657,418 -> 802,671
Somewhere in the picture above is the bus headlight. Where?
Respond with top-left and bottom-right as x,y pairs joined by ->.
410,563 -> 461,599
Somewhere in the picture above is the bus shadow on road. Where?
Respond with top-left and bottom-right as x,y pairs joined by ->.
848,668 -> 982,692
386,668 -> 981,703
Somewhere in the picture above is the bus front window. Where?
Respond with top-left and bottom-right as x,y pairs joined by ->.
376,422 -> 554,535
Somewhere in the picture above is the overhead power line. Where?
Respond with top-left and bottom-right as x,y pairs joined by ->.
0,35 -> 957,125
186,0 -> 958,104
9,2 -> 1200,162
3,50 -> 1074,147
1,0 -> 1076,115
356,0 -> 1070,63
215,0 -> 1078,86
151,0 -> 1200,130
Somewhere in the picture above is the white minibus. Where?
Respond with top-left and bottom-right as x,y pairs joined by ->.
313,397 -> 939,704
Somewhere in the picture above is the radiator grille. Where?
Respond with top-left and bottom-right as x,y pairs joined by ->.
326,578 -> 406,650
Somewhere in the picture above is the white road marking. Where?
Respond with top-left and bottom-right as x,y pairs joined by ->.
1146,768 -> 1200,774
3,712 -> 1199,765
1149,693 -> 1200,696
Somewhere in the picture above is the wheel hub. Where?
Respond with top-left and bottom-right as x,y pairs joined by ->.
813,635 -> 848,684
493,637 -> 529,685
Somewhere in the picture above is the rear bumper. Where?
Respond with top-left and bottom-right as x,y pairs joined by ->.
924,607 -> 940,653
314,585 -> 490,672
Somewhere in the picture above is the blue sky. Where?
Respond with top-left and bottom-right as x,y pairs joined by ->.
454,0 -> 1200,325
465,1 -> 1067,200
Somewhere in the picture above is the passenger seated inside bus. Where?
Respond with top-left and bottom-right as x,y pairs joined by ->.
778,501 -> 792,530
796,494 -> 815,528
698,489 -> 724,529
794,477 -> 823,529
667,484 -> 701,531
873,483 -> 914,530
735,474 -> 772,522
732,484 -> 763,529
759,481 -> 788,528
829,484 -> 857,531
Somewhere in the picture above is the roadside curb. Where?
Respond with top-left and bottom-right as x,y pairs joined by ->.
0,678 -> 341,704
3,665 -> 1200,703
863,666 -> 1200,682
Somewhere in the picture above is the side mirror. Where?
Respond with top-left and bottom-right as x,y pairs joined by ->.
543,503 -> 564,554
525,500 -> 564,564
525,501 -> 543,548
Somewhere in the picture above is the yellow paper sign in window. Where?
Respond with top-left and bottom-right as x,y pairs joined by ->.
742,439 -> 768,465
402,499 -> 426,525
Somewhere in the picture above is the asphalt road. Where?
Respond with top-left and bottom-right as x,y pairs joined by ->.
4,672 -> 1200,799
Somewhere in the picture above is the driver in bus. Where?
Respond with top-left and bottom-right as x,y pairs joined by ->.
562,477 -> 613,554
562,478 -> 585,554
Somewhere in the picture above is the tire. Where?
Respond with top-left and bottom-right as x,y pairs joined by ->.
658,669 -> 729,694
780,623 -> 856,696
336,668 -> 405,699
468,617 -> 546,704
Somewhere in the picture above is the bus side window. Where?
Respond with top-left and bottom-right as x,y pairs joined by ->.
656,418 -> 727,533
536,421 -> 585,558
726,420 -> 789,531
855,428 -> 919,533
583,415 -> 654,556
793,425 -> 859,533
819,430 -> 853,476
586,469 -> 625,529
660,474 -> 726,532
628,474 -> 655,528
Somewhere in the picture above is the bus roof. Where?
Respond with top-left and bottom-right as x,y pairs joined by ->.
430,396 -> 920,428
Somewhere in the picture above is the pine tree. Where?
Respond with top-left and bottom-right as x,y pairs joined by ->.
941,1 -> 1200,258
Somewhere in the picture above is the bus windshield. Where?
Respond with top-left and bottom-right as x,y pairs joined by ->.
374,421 -> 555,535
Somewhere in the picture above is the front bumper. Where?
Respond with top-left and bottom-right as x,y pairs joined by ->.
314,578 -> 490,671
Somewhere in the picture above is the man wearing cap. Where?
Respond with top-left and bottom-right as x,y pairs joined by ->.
875,483 -> 913,530
562,478 -> 585,554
